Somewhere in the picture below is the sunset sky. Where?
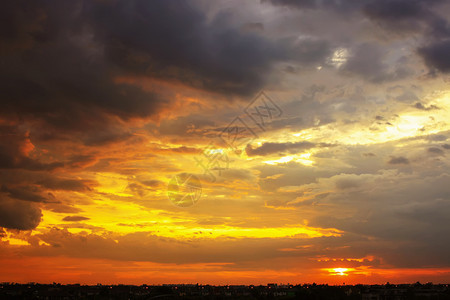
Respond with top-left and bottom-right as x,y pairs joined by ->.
1,0 -> 450,285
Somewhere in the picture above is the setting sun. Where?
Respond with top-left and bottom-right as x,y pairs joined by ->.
324,268 -> 356,277
333,268 -> 349,276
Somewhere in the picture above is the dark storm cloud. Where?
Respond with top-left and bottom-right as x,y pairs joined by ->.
362,0 -> 449,36
84,0 -> 295,97
0,125 -> 63,171
81,128 -> 134,147
418,40 -> 450,73
262,0 -> 362,12
93,0 -> 331,91
361,0 -> 450,75
0,115 -> 91,231
0,0 -> 166,133
264,0 -> 449,41
262,0 -> 317,9
0,0 -> 332,232
36,177 -> 95,192
1,42 -> 165,132
0,2 -> 273,135
265,0 -> 450,79
0,185 -> 46,203
0,198 -> 42,230
0,0 -> 334,140
0,149 -> 63,171
362,0 -> 433,22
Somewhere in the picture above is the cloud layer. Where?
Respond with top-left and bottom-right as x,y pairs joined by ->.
1,0 -> 450,284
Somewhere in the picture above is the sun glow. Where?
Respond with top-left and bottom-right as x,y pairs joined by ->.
263,153 -> 314,166
263,155 -> 294,165
333,268 -> 348,276
324,268 -> 356,276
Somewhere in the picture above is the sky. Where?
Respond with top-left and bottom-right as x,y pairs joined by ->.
1,0 -> 450,285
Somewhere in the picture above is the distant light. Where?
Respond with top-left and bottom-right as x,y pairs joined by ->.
329,48 -> 349,68
330,268 -> 350,276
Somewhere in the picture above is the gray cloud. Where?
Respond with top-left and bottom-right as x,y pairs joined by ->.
414,102 -> 440,110
262,0 -> 317,9
36,177 -> 95,192
246,141 -> 316,156
419,40 -> 450,73
0,0 -> 321,138
62,216 -> 90,222
428,147 -> 445,155
0,185 -> 46,203
159,115 -> 216,136
0,125 -> 63,171
341,43 -> 411,83
308,172 -> 450,267
363,0 -> 434,22
388,156 -> 410,165
0,198 -> 42,230
262,0 -> 362,12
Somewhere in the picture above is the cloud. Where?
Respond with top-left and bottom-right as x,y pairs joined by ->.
83,0 -> 297,97
0,0 -> 338,155
334,174 -> 367,190
262,0 -> 317,9
158,115 -> 216,136
308,172 -> 450,267
341,43 -> 411,83
363,153 -> 376,157
0,125 -> 64,171
262,0 -> 362,12
216,168 -> 257,183
388,156 -> 410,165
428,147 -> 445,155
1,0 -> 450,282
246,141 -> 316,156
362,0 -> 449,36
62,216 -> 90,222
0,185 -> 46,203
1,34 -> 165,132
36,177 -> 96,192
20,227 -> 339,265
363,0 -> 431,21
0,198 -> 42,230
419,40 -> 450,73
414,102 -> 440,110
0,0 -> 311,141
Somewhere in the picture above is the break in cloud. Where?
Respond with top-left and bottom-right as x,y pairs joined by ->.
1,0 -> 450,284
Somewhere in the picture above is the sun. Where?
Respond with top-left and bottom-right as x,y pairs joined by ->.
325,268 -> 350,276
333,268 -> 348,276
323,267 -> 352,276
